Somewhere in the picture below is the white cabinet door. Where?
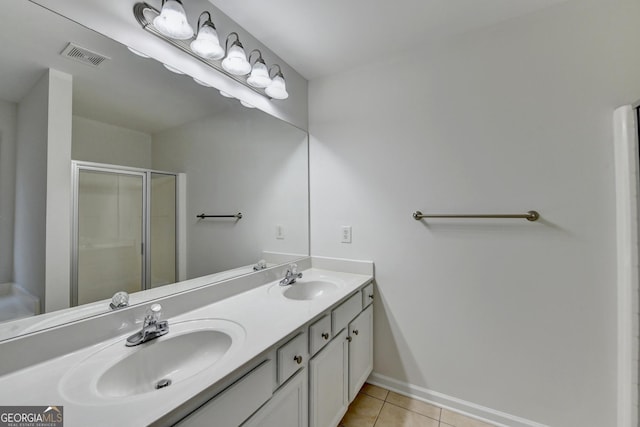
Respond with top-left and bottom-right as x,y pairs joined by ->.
176,360 -> 274,427
242,369 -> 308,427
309,329 -> 348,427
348,304 -> 373,402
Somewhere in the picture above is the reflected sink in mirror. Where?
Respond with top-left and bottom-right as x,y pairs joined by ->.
269,274 -> 345,301
60,319 -> 245,402
283,281 -> 339,301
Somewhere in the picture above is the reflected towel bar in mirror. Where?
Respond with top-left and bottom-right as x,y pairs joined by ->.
412,210 -> 540,222
197,213 -> 243,219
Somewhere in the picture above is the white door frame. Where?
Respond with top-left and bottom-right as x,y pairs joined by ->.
613,105 -> 639,427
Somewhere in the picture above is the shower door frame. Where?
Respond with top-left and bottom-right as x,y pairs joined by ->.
614,104 -> 640,427
71,161 -> 179,306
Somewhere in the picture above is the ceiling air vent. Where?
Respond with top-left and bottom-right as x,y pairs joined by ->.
60,43 -> 110,68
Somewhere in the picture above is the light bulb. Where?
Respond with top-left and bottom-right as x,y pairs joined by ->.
190,24 -> 224,60
221,43 -> 251,75
240,100 -> 255,108
265,74 -> 289,100
153,0 -> 194,40
247,61 -> 272,88
219,90 -> 235,98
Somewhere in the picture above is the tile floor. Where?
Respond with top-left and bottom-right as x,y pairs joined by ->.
339,383 -> 497,427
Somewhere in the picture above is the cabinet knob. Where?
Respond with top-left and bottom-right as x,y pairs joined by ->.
368,294 -> 374,299
346,336 -> 352,342
294,355 -> 303,364
321,332 -> 329,340
353,329 -> 359,335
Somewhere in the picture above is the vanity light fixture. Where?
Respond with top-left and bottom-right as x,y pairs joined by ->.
247,50 -> 272,88
219,90 -> 234,98
265,65 -> 289,100
133,2 -> 290,101
190,12 -> 224,60
240,100 -> 255,108
153,0 -> 194,40
221,33 -> 251,76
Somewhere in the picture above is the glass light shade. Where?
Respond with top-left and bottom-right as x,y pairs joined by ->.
127,47 -> 150,58
153,0 -> 194,40
240,100 -> 255,108
190,25 -> 224,59
265,75 -> 289,99
193,78 -> 212,87
221,44 -> 251,75
163,63 -> 184,74
219,90 -> 235,98
247,61 -> 272,88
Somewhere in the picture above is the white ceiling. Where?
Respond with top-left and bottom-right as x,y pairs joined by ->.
209,0 -> 571,80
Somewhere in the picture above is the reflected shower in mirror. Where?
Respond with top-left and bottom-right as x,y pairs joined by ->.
0,1 -> 308,340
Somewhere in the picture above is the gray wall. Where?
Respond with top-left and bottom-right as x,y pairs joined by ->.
308,0 -> 640,425
72,116 -> 152,169
43,69 -> 72,312
14,72 -> 49,307
0,99 -> 17,284
14,69 -> 72,313
152,105 -> 308,279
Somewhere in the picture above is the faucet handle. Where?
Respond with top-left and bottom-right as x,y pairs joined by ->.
253,259 -> 267,271
110,291 -> 129,310
289,263 -> 298,275
144,303 -> 162,326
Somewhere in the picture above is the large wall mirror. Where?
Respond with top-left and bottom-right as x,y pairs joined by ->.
0,1 -> 309,340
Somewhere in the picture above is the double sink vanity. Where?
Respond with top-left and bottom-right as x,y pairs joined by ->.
0,256 -> 374,427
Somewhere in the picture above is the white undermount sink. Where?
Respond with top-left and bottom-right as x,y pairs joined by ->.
283,280 -> 339,300
60,318 -> 245,402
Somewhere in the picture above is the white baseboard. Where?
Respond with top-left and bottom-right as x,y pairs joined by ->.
367,372 -> 548,427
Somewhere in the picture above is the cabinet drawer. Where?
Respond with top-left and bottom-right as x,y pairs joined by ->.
277,332 -> 307,385
362,282 -> 374,309
332,292 -> 362,335
175,359 -> 273,427
309,314 -> 332,356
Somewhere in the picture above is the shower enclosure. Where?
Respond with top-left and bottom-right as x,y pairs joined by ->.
71,161 -> 178,306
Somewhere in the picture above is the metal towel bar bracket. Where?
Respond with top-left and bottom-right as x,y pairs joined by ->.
412,210 -> 539,222
196,213 -> 243,219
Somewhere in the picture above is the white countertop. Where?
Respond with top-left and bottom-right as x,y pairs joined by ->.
0,268 -> 372,426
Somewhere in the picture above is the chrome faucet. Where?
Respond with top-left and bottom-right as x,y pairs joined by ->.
279,263 -> 303,286
126,303 -> 169,347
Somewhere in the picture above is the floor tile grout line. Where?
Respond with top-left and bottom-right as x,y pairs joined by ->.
365,384 -> 447,424
361,383 -> 505,427
383,400 -> 441,423
373,401 -> 382,427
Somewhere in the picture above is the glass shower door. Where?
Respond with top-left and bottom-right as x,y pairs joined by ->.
75,168 -> 146,305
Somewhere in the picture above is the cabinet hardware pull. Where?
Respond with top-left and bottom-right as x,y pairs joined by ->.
321,332 -> 329,340
368,294 -> 374,299
294,355 -> 303,364
346,336 -> 352,342
353,329 -> 359,335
